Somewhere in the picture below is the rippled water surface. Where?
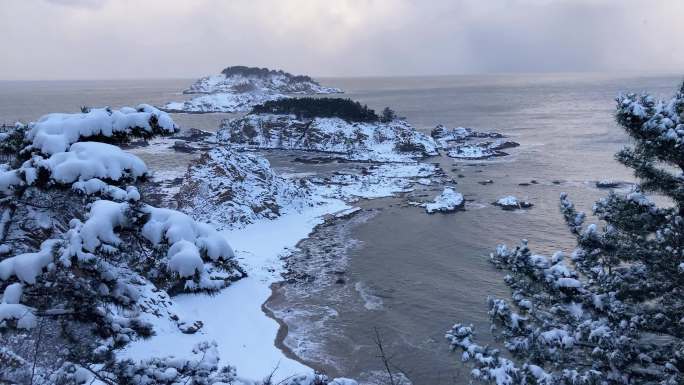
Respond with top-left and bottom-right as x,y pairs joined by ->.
0,74 -> 680,385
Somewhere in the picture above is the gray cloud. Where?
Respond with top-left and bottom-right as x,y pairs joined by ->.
0,0 -> 682,80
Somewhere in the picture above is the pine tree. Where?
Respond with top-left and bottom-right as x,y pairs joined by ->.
446,81 -> 684,384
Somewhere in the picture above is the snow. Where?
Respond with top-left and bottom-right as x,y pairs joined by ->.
33,141 -> 148,184
0,240 -> 58,284
555,277 -> 582,288
0,169 -> 22,194
72,178 -> 140,201
220,114 -> 439,162
494,195 -> 533,210
538,328 -> 574,348
141,206 -> 235,285
2,283 -> 22,304
310,162 -> 439,201
183,71 -> 342,95
0,303 -> 36,329
446,141 -> 515,160
26,104 -> 177,155
165,68 -> 341,113
121,200 -> 350,382
425,187 -> 464,213
164,91 -> 286,113
141,206 -> 234,262
178,147 -> 311,229
167,240 -> 204,278
77,200 -> 129,252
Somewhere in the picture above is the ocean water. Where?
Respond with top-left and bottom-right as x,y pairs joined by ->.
0,73 -> 680,385
264,74 -> 682,385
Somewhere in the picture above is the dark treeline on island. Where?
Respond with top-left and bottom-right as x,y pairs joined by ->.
251,97 -> 379,122
251,97 -> 398,123
220,66 -> 317,84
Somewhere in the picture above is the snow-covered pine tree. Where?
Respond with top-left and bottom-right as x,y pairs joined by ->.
446,82 -> 684,385
0,106 -> 243,384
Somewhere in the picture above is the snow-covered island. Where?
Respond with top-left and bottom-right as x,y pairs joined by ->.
218,98 -> 439,162
424,187 -> 465,213
163,66 -> 342,113
431,124 -> 519,160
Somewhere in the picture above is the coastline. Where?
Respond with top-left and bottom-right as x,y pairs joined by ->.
262,283 -> 332,375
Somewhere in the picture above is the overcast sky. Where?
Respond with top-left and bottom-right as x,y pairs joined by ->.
1,0 -> 682,80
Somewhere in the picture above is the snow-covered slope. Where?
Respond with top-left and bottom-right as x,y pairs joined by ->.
163,91 -> 286,113
176,147 -> 312,229
218,114 -> 439,162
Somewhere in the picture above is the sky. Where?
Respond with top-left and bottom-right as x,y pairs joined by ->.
1,0 -> 683,80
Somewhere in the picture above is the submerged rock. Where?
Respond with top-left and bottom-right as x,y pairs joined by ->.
218,114 -> 439,162
425,187 -> 465,213
493,195 -> 533,210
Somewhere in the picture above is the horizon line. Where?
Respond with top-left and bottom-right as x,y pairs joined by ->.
1,70 -> 681,82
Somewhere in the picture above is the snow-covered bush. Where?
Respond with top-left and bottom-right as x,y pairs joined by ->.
26,104 -> 177,155
447,81 -> 684,385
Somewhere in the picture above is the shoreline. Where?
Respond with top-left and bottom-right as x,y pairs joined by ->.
262,282 -> 332,375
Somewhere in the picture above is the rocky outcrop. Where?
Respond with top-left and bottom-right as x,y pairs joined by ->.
176,147 -> 312,229
431,124 -> 519,160
424,187 -> 465,213
217,114 -> 439,162
493,195 -> 533,210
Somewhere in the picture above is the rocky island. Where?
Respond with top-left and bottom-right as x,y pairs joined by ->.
431,124 -> 520,159
218,98 -> 439,161
164,66 -> 342,113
